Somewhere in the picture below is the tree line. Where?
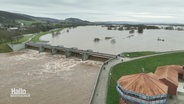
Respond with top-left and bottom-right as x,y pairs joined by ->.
0,22 -> 77,43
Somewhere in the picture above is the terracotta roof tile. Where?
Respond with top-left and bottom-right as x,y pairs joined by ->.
155,65 -> 181,86
117,73 -> 168,96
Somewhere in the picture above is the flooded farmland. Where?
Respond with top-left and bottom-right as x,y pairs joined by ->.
0,49 -> 102,104
41,26 -> 184,54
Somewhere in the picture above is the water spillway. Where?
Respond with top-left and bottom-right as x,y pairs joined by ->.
25,42 -> 117,61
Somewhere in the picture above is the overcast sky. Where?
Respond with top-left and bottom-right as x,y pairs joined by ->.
0,0 -> 184,23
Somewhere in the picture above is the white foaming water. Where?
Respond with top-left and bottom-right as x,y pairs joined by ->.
41,57 -> 102,73
9,50 -> 48,61
8,49 -> 102,74
0,49 -> 102,104
42,59 -> 80,73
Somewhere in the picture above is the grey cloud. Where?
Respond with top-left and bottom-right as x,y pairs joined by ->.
0,0 -> 184,23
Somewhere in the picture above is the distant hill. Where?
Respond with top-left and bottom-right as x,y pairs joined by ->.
0,10 -> 93,26
0,11 -> 33,24
0,10 -> 62,25
1,10 -> 183,27
0,11 -> 33,21
36,17 -> 61,23
65,18 -> 92,25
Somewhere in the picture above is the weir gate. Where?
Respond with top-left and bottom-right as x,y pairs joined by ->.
25,42 -> 117,61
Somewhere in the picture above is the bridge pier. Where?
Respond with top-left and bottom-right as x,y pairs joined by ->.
51,47 -> 57,55
25,44 -> 28,48
39,45 -> 45,53
82,52 -> 89,61
65,50 -> 72,58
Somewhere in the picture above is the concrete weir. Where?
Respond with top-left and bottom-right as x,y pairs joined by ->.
25,42 -> 116,61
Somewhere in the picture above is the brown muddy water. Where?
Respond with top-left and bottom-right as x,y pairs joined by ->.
0,49 -> 102,104
41,26 -> 184,54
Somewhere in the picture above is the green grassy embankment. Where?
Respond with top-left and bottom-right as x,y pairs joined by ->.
30,32 -> 49,42
107,52 -> 184,104
0,28 -> 63,53
31,28 -> 63,42
123,51 -> 158,58
0,35 -> 33,53
0,43 -> 12,53
11,35 -> 33,44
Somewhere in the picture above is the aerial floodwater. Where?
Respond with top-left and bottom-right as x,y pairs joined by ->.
0,50 -> 102,104
41,26 -> 184,54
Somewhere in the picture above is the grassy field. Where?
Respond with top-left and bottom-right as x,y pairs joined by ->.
11,35 -> 33,44
0,28 -> 63,53
123,51 -> 158,58
0,43 -> 12,53
31,32 -> 49,42
31,28 -> 63,42
16,19 -> 44,26
106,52 -> 184,104
0,35 -> 32,53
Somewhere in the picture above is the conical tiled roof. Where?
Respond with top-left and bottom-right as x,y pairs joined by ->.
117,73 -> 168,96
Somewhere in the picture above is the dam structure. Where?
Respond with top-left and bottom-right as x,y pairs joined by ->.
25,42 -> 117,61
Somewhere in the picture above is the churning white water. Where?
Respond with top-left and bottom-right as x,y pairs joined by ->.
0,49 -> 102,104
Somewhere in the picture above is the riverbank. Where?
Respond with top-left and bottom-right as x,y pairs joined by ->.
31,28 -> 63,42
0,43 -> 12,53
122,51 -> 158,58
0,35 -> 33,53
0,28 -> 63,53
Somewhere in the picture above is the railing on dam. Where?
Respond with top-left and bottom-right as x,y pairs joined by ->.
88,57 -> 117,104
25,42 -> 117,60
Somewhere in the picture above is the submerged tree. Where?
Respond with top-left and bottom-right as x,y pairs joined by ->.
129,30 -> 134,34
110,39 -> 116,44
137,26 -> 144,34
105,37 -> 112,40
118,26 -> 124,31
93,38 -> 100,42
